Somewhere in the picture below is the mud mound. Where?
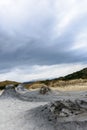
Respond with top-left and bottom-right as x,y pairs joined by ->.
27,99 -> 87,130
32,99 -> 87,120
39,85 -> 51,94
0,84 -> 31,101
0,84 -> 20,99
49,100 -> 87,118
0,84 -> 58,101
16,84 -> 29,93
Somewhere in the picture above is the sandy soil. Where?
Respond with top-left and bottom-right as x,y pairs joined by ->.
0,86 -> 87,130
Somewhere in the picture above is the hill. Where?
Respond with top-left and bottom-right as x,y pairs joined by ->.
1,68 -> 87,90
24,68 -> 87,89
62,68 -> 87,80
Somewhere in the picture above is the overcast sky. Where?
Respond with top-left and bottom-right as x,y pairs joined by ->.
0,0 -> 87,82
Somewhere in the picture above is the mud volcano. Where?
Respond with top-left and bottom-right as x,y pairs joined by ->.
28,99 -> 87,130
16,84 -> 29,93
49,100 -> 87,118
39,85 -> 51,94
0,84 -> 20,99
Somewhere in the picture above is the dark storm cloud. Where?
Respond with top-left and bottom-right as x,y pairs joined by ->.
0,0 -> 87,74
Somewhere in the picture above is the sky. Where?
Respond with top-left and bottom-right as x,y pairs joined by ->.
0,0 -> 87,82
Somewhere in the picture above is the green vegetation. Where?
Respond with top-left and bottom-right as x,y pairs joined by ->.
63,68 -> 87,80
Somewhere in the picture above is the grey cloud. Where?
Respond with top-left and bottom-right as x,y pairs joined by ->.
0,0 -> 87,74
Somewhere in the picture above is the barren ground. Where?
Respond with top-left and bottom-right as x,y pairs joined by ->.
0,87 -> 87,130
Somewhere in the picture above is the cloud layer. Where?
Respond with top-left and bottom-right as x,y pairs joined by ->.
0,0 -> 87,81
0,64 -> 86,82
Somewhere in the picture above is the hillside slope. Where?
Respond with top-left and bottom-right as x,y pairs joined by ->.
24,68 -> 87,89
63,68 -> 87,80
